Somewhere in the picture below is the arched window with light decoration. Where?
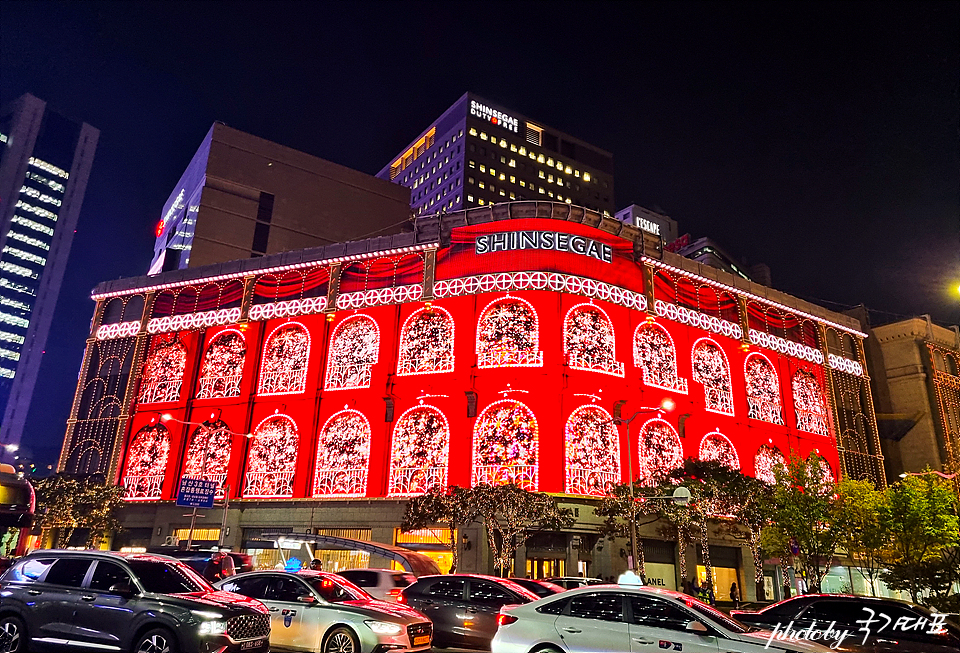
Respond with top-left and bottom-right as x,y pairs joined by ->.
388,405 -> 450,496
123,422 -> 170,499
636,418 -> 684,485
744,353 -> 784,425
181,418 -> 234,497
698,431 -> 740,470
138,336 -> 186,404
196,330 -> 246,399
476,297 -> 543,368
313,409 -> 371,497
472,399 -> 538,489
564,303 -> 624,376
325,315 -> 380,390
258,323 -> 310,395
792,369 -> 829,435
691,338 -> 734,415
633,322 -> 688,393
565,404 -> 620,496
243,413 -> 298,498
397,306 -> 455,376
754,444 -> 786,484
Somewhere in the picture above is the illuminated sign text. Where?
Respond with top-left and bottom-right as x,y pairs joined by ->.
476,231 -> 612,263
470,100 -> 519,133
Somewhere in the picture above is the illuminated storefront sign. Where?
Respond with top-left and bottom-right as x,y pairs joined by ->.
470,100 -> 519,133
475,230 -> 613,263
637,216 -> 661,236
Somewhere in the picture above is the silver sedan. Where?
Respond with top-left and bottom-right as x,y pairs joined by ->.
217,570 -> 432,653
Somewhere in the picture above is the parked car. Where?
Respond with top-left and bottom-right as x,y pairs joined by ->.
508,577 -> 565,597
400,574 -> 540,649
545,576 -> 606,590
731,594 -> 960,653
217,569 -> 432,652
492,583 -> 833,653
0,550 -> 270,653
149,547 -> 254,574
337,568 -> 417,602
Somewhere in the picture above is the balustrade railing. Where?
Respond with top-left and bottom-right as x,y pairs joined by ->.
324,363 -> 373,390
313,467 -> 368,497
398,353 -> 454,376
566,467 -> 619,497
703,386 -> 735,415
747,397 -> 784,425
796,408 -> 828,436
123,474 -> 163,500
258,368 -> 307,395
138,379 -> 182,404
243,471 -> 295,497
477,349 -> 543,369
473,464 -> 537,490
641,369 -> 690,394
388,466 -> 447,496
197,374 -> 242,399
566,352 -> 625,377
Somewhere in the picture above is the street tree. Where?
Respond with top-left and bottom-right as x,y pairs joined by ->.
400,484 -> 477,573
715,471 -> 775,600
33,474 -> 126,548
33,473 -> 82,548
75,477 -> 126,548
834,478 -> 889,595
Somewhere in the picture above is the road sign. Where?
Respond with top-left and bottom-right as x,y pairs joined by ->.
177,478 -> 217,508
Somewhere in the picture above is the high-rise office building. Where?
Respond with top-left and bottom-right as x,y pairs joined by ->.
0,93 -> 99,454
150,123 -> 411,274
377,93 -> 615,217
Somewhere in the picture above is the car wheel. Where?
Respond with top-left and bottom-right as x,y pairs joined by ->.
133,627 -> 179,653
0,616 -> 26,653
323,626 -> 359,653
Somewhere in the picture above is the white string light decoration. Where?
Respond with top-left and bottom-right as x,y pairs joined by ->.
691,337 -> 735,415
744,353 -> 784,425
636,417 -> 684,485
257,322 -> 310,396
565,404 -> 620,496
182,420 -> 233,496
633,322 -> 689,393
196,329 -> 246,399
123,423 -> 170,499
698,431 -> 741,470
754,444 -> 787,484
313,409 -> 371,497
244,413 -> 298,498
472,399 -> 539,489
324,315 -> 380,390
563,303 -> 624,377
388,404 -> 450,496
397,307 -> 455,376
792,369 -> 829,435
138,336 -> 186,404
476,297 -> 543,368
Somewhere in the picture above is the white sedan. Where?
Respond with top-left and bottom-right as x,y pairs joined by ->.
492,583 -> 833,653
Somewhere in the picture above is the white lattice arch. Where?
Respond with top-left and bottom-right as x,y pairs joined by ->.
325,314 -> 381,390
313,409 -> 372,498
698,431 -> 741,470
563,302 -> 624,377
476,295 -> 541,352
691,336 -> 735,415
397,306 -> 455,376
565,404 -> 620,496
388,404 -> 450,496
636,417 -> 684,484
744,351 -> 784,425
258,321 -> 311,396
472,399 -> 539,490
633,321 -> 689,393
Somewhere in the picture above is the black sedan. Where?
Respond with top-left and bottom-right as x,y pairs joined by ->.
731,594 -> 960,653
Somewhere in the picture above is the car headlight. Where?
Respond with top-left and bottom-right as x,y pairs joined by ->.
199,620 -> 228,636
365,620 -> 404,635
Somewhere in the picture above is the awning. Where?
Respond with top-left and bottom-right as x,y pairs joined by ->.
259,531 -> 441,577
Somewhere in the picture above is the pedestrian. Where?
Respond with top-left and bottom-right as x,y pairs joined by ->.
309,558 -> 323,571
706,582 -> 715,606
203,548 -> 231,582
730,581 -> 740,608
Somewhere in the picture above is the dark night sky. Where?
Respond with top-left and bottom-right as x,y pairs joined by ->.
2,1 -> 958,468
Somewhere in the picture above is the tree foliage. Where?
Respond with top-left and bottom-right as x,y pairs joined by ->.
833,478 -> 889,595
401,485 -> 477,573
33,474 -> 126,548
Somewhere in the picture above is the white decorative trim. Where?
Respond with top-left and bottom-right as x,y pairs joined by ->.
147,307 -> 242,334
249,296 -> 326,321
337,284 -> 423,310
655,299 -> 742,340
828,353 -> 864,377
749,329 -> 823,364
96,320 -> 140,340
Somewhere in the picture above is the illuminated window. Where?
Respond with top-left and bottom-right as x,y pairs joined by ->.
182,420 -> 233,496
197,329 -> 246,399
499,139 -> 507,148
389,405 -> 450,495
634,323 -> 688,392
509,175 -> 516,183
519,180 -> 526,188
28,157 -> 69,179
244,414 -> 298,498
565,166 -> 572,174
3,246 -> 46,266
699,432 -> 740,469
473,399 -> 538,489
754,445 -> 786,484
537,154 -> 545,163
539,170 -> 546,179
258,323 -> 310,395
123,422 -> 170,499
637,418 -> 683,485
792,369 -> 828,435
499,189 -> 506,197
476,297 -> 542,368
480,132 -> 488,141
565,405 -> 619,495
691,338 -> 734,415
744,353 -> 784,424
575,170 -> 581,178
548,174 -> 554,183
0,349 -> 20,361
467,194 -> 474,202
478,198 -> 486,205
547,157 -> 554,166
548,191 -> 554,198
313,409 -> 371,497
556,161 -> 563,170
510,144 -> 517,152
469,127 -> 478,136
538,187 -> 545,194
564,303 -> 623,376
0,311 -> 28,329
509,192 -> 516,199
469,160 -> 476,169
138,336 -> 186,404
11,215 -> 54,236
583,172 -> 592,182
519,146 -> 527,155
325,315 -> 379,390
509,159 -> 516,168
478,181 -> 485,189
479,164 -> 486,173
7,231 -> 49,250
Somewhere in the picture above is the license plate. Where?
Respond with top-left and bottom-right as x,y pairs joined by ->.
413,635 -> 430,646
241,638 -> 266,650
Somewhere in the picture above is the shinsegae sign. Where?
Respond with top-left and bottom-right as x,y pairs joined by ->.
470,100 -> 520,133
475,230 -> 613,263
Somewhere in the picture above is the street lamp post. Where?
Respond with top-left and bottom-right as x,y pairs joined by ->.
612,397 -> 676,572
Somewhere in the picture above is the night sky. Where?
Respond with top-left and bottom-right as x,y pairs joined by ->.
2,1 -> 958,468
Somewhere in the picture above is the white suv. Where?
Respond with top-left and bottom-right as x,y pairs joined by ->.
492,583 -> 832,653
337,568 -> 417,602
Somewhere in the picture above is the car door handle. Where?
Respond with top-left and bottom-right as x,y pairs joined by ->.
562,627 -> 582,634
27,589 -> 41,596
633,638 -> 655,645
80,595 -> 96,601
268,607 -> 280,612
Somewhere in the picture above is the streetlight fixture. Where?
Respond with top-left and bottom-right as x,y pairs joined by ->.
612,397 -> 676,572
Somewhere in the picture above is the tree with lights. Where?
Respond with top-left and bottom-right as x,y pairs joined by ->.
401,485 -> 477,574
33,474 -> 126,549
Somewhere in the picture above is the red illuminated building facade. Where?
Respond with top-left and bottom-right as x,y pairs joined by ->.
59,202 -> 884,594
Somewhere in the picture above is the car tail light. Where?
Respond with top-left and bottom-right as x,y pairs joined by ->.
387,588 -> 402,598
396,593 -> 406,603
497,614 -> 518,627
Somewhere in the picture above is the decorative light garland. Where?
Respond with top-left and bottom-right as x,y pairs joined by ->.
698,431 -> 740,470
792,369 -> 829,436
397,307 -> 455,376
248,297 -> 326,321
744,353 -> 784,425
313,409 -> 371,497
563,303 -> 624,377
324,315 -> 380,390
137,336 -> 186,404
147,307 -> 242,334
476,297 -> 543,369
565,404 -> 619,496
655,299 -> 742,340
828,353 -> 864,377
258,322 -> 310,396
634,322 -> 689,393
388,404 -> 450,496
691,337 -> 735,415
754,444 -> 786,484
196,330 -> 246,399
244,413 -> 298,498
472,399 -> 539,490
123,423 -> 170,500
96,320 -> 140,340
337,284 -> 423,310
636,417 -> 683,485
749,328 -> 822,364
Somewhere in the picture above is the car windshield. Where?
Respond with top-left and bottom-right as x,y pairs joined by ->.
308,576 -> 368,602
678,595 -> 750,633
129,560 -> 213,594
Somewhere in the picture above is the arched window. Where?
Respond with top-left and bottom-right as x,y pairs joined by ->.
181,419 -> 233,497
754,445 -> 786,484
744,353 -> 784,425
138,337 -> 186,404
473,400 -> 538,489
325,315 -> 380,390
196,330 -> 246,399
565,405 -> 619,496
313,410 -> 371,497
397,307 -> 455,376
634,322 -> 689,393
699,431 -> 740,470
792,369 -> 828,435
476,297 -> 542,368
243,414 -> 298,498
389,405 -> 450,496
564,304 -> 624,376
123,423 -> 170,499
636,418 -> 683,485
258,323 -> 310,395
691,338 -> 734,415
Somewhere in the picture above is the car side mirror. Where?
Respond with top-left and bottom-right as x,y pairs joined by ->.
686,620 -> 709,634
109,582 -> 137,599
297,594 -> 317,604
